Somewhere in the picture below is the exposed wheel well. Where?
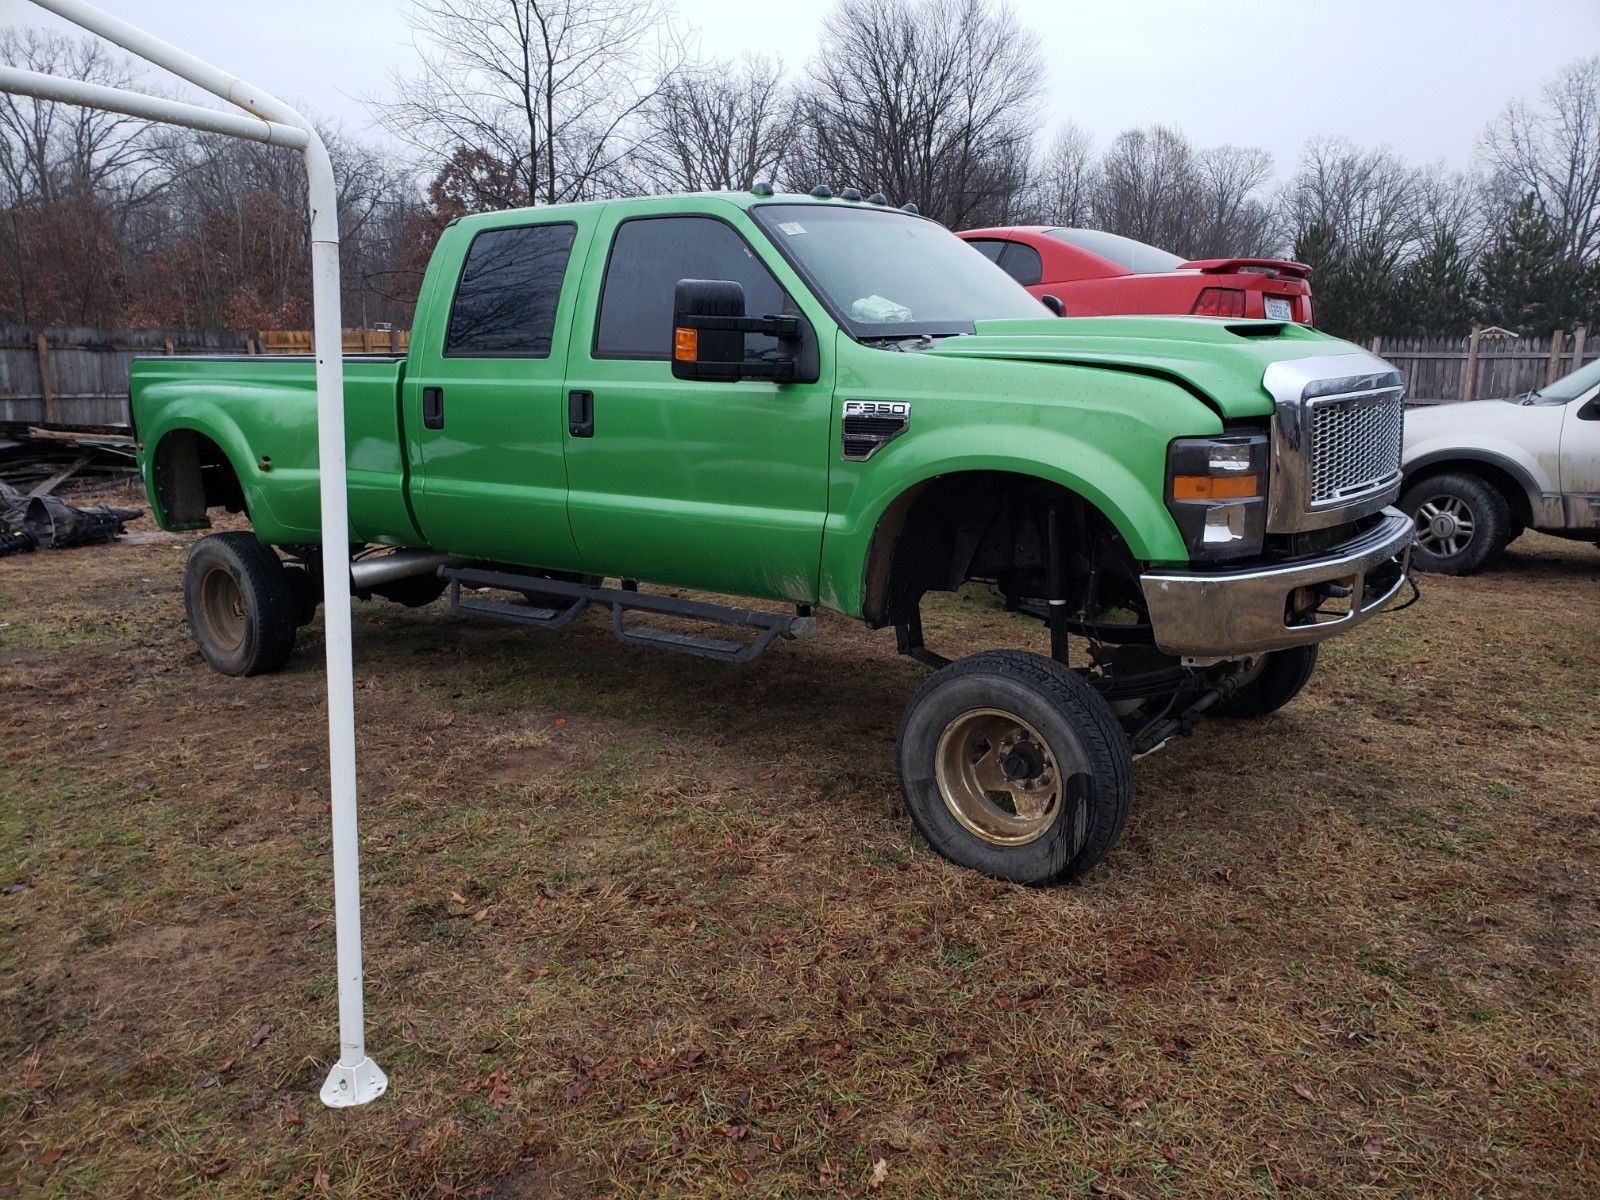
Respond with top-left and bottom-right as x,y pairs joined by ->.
151,429 -> 248,528
861,471 -> 1143,630
1403,460 -> 1532,530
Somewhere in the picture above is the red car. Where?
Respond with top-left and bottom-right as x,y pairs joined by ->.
958,226 -> 1314,324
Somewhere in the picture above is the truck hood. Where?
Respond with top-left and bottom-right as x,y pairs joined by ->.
924,315 -> 1359,421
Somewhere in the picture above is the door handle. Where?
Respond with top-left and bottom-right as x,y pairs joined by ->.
568,390 -> 594,438
422,386 -> 444,430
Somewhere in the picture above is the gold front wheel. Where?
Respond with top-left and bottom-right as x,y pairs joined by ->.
896,650 -> 1132,886
934,709 -> 1062,845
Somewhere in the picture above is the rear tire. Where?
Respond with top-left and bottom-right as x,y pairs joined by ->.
184,532 -> 299,676
1213,645 -> 1318,718
896,650 -> 1132,885
1401,472 -> 1513,575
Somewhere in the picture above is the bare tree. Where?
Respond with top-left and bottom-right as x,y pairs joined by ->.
793,0 -> 1043,228
0,29 -> 167,324
635,55 -> 794,193
1019,124 -> 1095,226
377,0 -> 685,209
1191,144 -> 1278,257
1282,136 -> 1423,255
1091,126 -> 1201,251
1480,54 -> 1600,261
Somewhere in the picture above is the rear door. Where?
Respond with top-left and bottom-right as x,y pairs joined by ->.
561,204 -> 834,602
406,212 -> 597,570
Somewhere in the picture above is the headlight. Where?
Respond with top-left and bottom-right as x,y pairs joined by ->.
1166,432 -> 1269,561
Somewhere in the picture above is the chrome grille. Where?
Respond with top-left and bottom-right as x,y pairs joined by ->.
1308,392 -> 1403,506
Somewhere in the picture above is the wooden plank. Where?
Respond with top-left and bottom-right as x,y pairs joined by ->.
35,333 -> 55,424
25,452 -> 90,498
1546,330 -> 1565,385
1463,327 -> 1482,401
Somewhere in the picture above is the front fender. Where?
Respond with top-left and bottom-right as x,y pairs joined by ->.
819,426 -> 1191,618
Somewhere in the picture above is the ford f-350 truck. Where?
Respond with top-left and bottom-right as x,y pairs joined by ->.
131,188 -> 1415,885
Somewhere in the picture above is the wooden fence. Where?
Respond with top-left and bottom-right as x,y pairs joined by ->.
3,323 -> 1596,431
1370,326 -> 1595,403
0,325 -> 408,428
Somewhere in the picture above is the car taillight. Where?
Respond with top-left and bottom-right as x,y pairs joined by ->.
1192,287 -> 1246,318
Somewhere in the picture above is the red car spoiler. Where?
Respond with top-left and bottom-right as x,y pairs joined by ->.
1179,257 -> 1313,280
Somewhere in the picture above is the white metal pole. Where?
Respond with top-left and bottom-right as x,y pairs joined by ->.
9,0 -> 385,1107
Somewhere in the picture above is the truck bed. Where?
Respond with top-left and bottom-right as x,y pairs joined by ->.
130,353 -> 420,546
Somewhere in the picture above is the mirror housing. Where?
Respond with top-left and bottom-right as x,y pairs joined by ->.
672,279 -> 802,383
1040,294 -> 1065,317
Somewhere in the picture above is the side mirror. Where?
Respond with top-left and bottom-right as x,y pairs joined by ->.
672,278 -> 800,383
1040,294 -> 1065,317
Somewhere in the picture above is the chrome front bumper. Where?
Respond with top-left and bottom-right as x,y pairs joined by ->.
1140,508 -> 1415,658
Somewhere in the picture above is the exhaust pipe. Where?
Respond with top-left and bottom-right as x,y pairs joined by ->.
349,549 -> 461,590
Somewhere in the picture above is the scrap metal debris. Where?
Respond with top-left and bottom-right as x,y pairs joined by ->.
1,428 -> 144,553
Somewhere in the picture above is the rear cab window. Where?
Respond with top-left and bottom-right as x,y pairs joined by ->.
446,223 -> 577,357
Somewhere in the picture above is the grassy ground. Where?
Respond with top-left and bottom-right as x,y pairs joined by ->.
2,510 -> 1598,1198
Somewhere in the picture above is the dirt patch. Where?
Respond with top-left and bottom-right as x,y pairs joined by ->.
2,529 -> 1598,1198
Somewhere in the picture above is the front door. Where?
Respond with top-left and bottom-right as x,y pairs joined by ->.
1560,387 -> 1600,527
561,207 -> 835,603
406,212 -> 596,569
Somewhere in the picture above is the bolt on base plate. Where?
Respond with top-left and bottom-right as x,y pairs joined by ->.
321,1056 -> 388,1108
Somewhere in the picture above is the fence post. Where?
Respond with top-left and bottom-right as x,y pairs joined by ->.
1572,326 -> 1588,373
35,332 -> 56,424
1462,326 -> 1482,401
1546,330 -> 1565,385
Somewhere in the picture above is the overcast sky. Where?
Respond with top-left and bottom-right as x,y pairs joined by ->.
3,0 -> 1597,180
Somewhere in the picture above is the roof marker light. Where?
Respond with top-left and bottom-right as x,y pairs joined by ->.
810,184 -> 834,199
751,180 -> 773,196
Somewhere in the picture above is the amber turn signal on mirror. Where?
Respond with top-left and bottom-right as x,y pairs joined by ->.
673,327 -> 698,362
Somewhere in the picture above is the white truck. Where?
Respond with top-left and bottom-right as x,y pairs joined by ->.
1400,358 -> 1600,573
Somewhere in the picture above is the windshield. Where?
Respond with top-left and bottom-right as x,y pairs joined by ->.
1047,228 -> 1185,274
752,204 -> 1045,337
1533,356 -> 1600,403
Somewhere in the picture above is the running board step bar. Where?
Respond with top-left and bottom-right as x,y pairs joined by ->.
442,566 -> 815,664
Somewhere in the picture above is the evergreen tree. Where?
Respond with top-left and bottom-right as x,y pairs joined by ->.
1476,193 -> 1583,333
1393,230 -> 1476,336
1294,219 -> 1406,340
1294,219 -> 1350,335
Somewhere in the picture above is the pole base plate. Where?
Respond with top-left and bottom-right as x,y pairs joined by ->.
321,1056 -> 388,1108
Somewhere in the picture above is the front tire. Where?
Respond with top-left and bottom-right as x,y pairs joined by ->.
895,650 -> 1132,885
184,532 -> 299,676
1401,472 -> 1513,575
1213,645 -> 1318,718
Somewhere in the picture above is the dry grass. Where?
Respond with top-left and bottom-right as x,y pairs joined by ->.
2,512 -> 1598,1198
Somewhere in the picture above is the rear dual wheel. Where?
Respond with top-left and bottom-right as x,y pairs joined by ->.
184,532 -> 300,676
896,650 -> 1132,885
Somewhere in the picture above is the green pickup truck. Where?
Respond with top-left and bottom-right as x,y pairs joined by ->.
132,188 -> 1414,884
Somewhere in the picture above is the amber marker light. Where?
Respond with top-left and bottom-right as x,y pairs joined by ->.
673,327 -> 698,361
1171,474 -> 1261,501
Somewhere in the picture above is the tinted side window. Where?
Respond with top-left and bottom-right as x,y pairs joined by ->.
446,223 -> 576,356
967,238 -> 1006,264
998,242 -> 1043,286
596,216 -> 788,359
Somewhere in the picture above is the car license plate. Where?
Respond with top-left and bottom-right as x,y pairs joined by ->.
1265,296 -> 1294,322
